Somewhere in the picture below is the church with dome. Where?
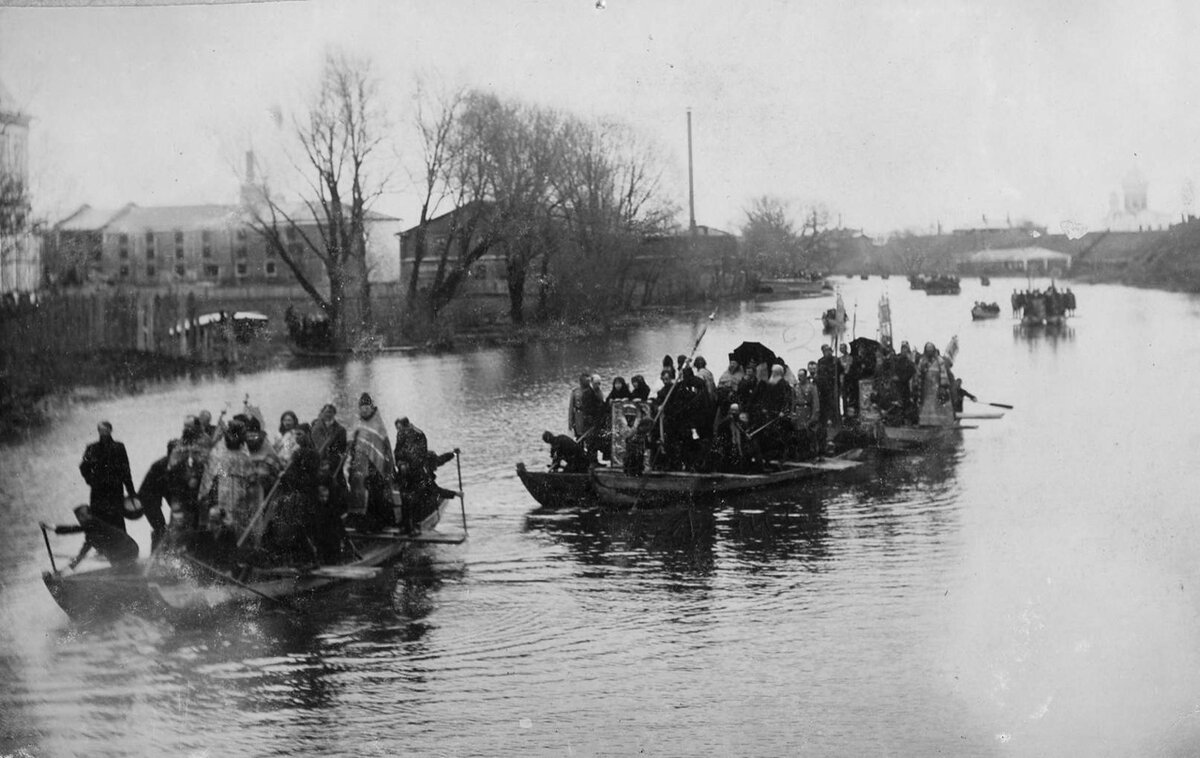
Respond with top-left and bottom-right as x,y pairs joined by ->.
1101,168 -> 1175,232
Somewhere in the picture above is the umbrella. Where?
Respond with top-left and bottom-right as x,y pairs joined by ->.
848,336 -> 882,358
729,341 -> 780,368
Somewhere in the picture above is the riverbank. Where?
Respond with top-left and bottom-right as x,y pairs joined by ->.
0,305 -> 707,437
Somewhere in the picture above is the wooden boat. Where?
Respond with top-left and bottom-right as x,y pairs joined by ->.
516,462 -> 594,508
924,278 -> 962,295
43,496 -> 461,621
589,453 -> 863,509
980,276 -> 991,286
873,422 -> 973,451
971,303 -> 1001,320
752,278 -> 832,301
290,344 -> 420,359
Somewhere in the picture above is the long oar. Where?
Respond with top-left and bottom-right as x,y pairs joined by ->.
39,523 -> 58,573
455,449 -> 468,537
178,553 -> 294,609
969,397 -> 1014,410
237,456 -> 295,548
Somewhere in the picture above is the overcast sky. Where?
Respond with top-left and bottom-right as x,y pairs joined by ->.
2,0 -> 1199,236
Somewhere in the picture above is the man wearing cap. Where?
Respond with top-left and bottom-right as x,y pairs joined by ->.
79,421 -> 137,533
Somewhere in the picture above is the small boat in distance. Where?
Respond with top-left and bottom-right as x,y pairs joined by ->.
971,302 -> 1001,320
752,277 -> 832,301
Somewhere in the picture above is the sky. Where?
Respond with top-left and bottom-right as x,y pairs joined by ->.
2,0 -> 1200,237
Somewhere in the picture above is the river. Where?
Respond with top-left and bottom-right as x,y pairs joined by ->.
2,279 -> 1199,757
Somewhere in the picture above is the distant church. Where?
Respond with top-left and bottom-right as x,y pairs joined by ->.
1102,167 -> 1173,232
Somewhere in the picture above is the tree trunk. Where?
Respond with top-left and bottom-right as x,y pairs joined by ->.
506,256 -> 526,325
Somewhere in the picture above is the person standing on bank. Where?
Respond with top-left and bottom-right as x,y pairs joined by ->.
79,421 -> 137,533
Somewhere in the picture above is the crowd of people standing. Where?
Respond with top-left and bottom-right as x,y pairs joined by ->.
547,335 -> 972,477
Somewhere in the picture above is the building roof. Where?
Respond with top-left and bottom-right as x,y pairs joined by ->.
104,204 -> 244,233
54,204 -> 135,232
967,246 -> 1073,264
56,201 -> 397,234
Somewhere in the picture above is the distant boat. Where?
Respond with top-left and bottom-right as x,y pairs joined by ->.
752,278 -> 832,301
971,302 -> 1001,320
980,276 -> 991,286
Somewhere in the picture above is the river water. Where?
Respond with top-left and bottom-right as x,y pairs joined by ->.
2,279 -> 1200,757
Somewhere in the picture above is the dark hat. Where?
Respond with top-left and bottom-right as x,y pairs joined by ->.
73,504 -> 91,522
359,393 -> 374,407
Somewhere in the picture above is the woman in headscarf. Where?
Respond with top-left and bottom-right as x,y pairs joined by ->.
629,375 -> 651,401
606,376 -> 632,404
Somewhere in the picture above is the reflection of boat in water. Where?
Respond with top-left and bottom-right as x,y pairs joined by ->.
516,462 -> 593,508
589,454 -> 863,509
970,302 -> 1001,320
752,277 -> 832,301
1020,314 -> 1069,328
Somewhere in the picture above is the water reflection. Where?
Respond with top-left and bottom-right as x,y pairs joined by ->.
526,505 -> 717,577
1012,322 -> 1077,349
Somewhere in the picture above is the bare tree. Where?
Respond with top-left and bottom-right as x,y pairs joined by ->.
551,116 -> 677,315
245,52 -> 388,348
406,76 -> 467,303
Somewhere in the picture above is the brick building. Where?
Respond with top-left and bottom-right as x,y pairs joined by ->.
46,201 -> 399,290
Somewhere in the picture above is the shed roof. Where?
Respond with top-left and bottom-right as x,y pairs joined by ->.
967,246 -> 1073,264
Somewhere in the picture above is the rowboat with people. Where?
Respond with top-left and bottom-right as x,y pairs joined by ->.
971,302 -> 1001,320
41,493 -> 463,621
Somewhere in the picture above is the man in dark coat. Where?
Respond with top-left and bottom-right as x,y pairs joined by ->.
543,431 -> 590,473
310,403 -> 348,470
79,421 -> 137,533
137,440 -> 177,551
815,345 -> 842,430
45,505 -> 139,570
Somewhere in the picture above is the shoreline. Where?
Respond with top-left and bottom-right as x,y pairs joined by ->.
0,305 -> 704,439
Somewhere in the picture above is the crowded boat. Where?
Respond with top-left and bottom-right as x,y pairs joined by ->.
1011,285 -> 1076,325
539,330 -> 975,484
41,394 -> 463,618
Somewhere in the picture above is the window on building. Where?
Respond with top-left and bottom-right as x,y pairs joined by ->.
118,246 -> 129,260
146,264 -> 156,278
235,262 -> 248,278
236,227 -> 247,241
119,265 -> 130,278
90,246 -> 102,262
146,236 -> 156,259
175,246 -> 185,260
174,230 -> 183,244
175,264 -> 186,277
201,230 -> 212,258
235,245 -> 247,259
265,261 -> 277,277
203,264 -> 220,279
